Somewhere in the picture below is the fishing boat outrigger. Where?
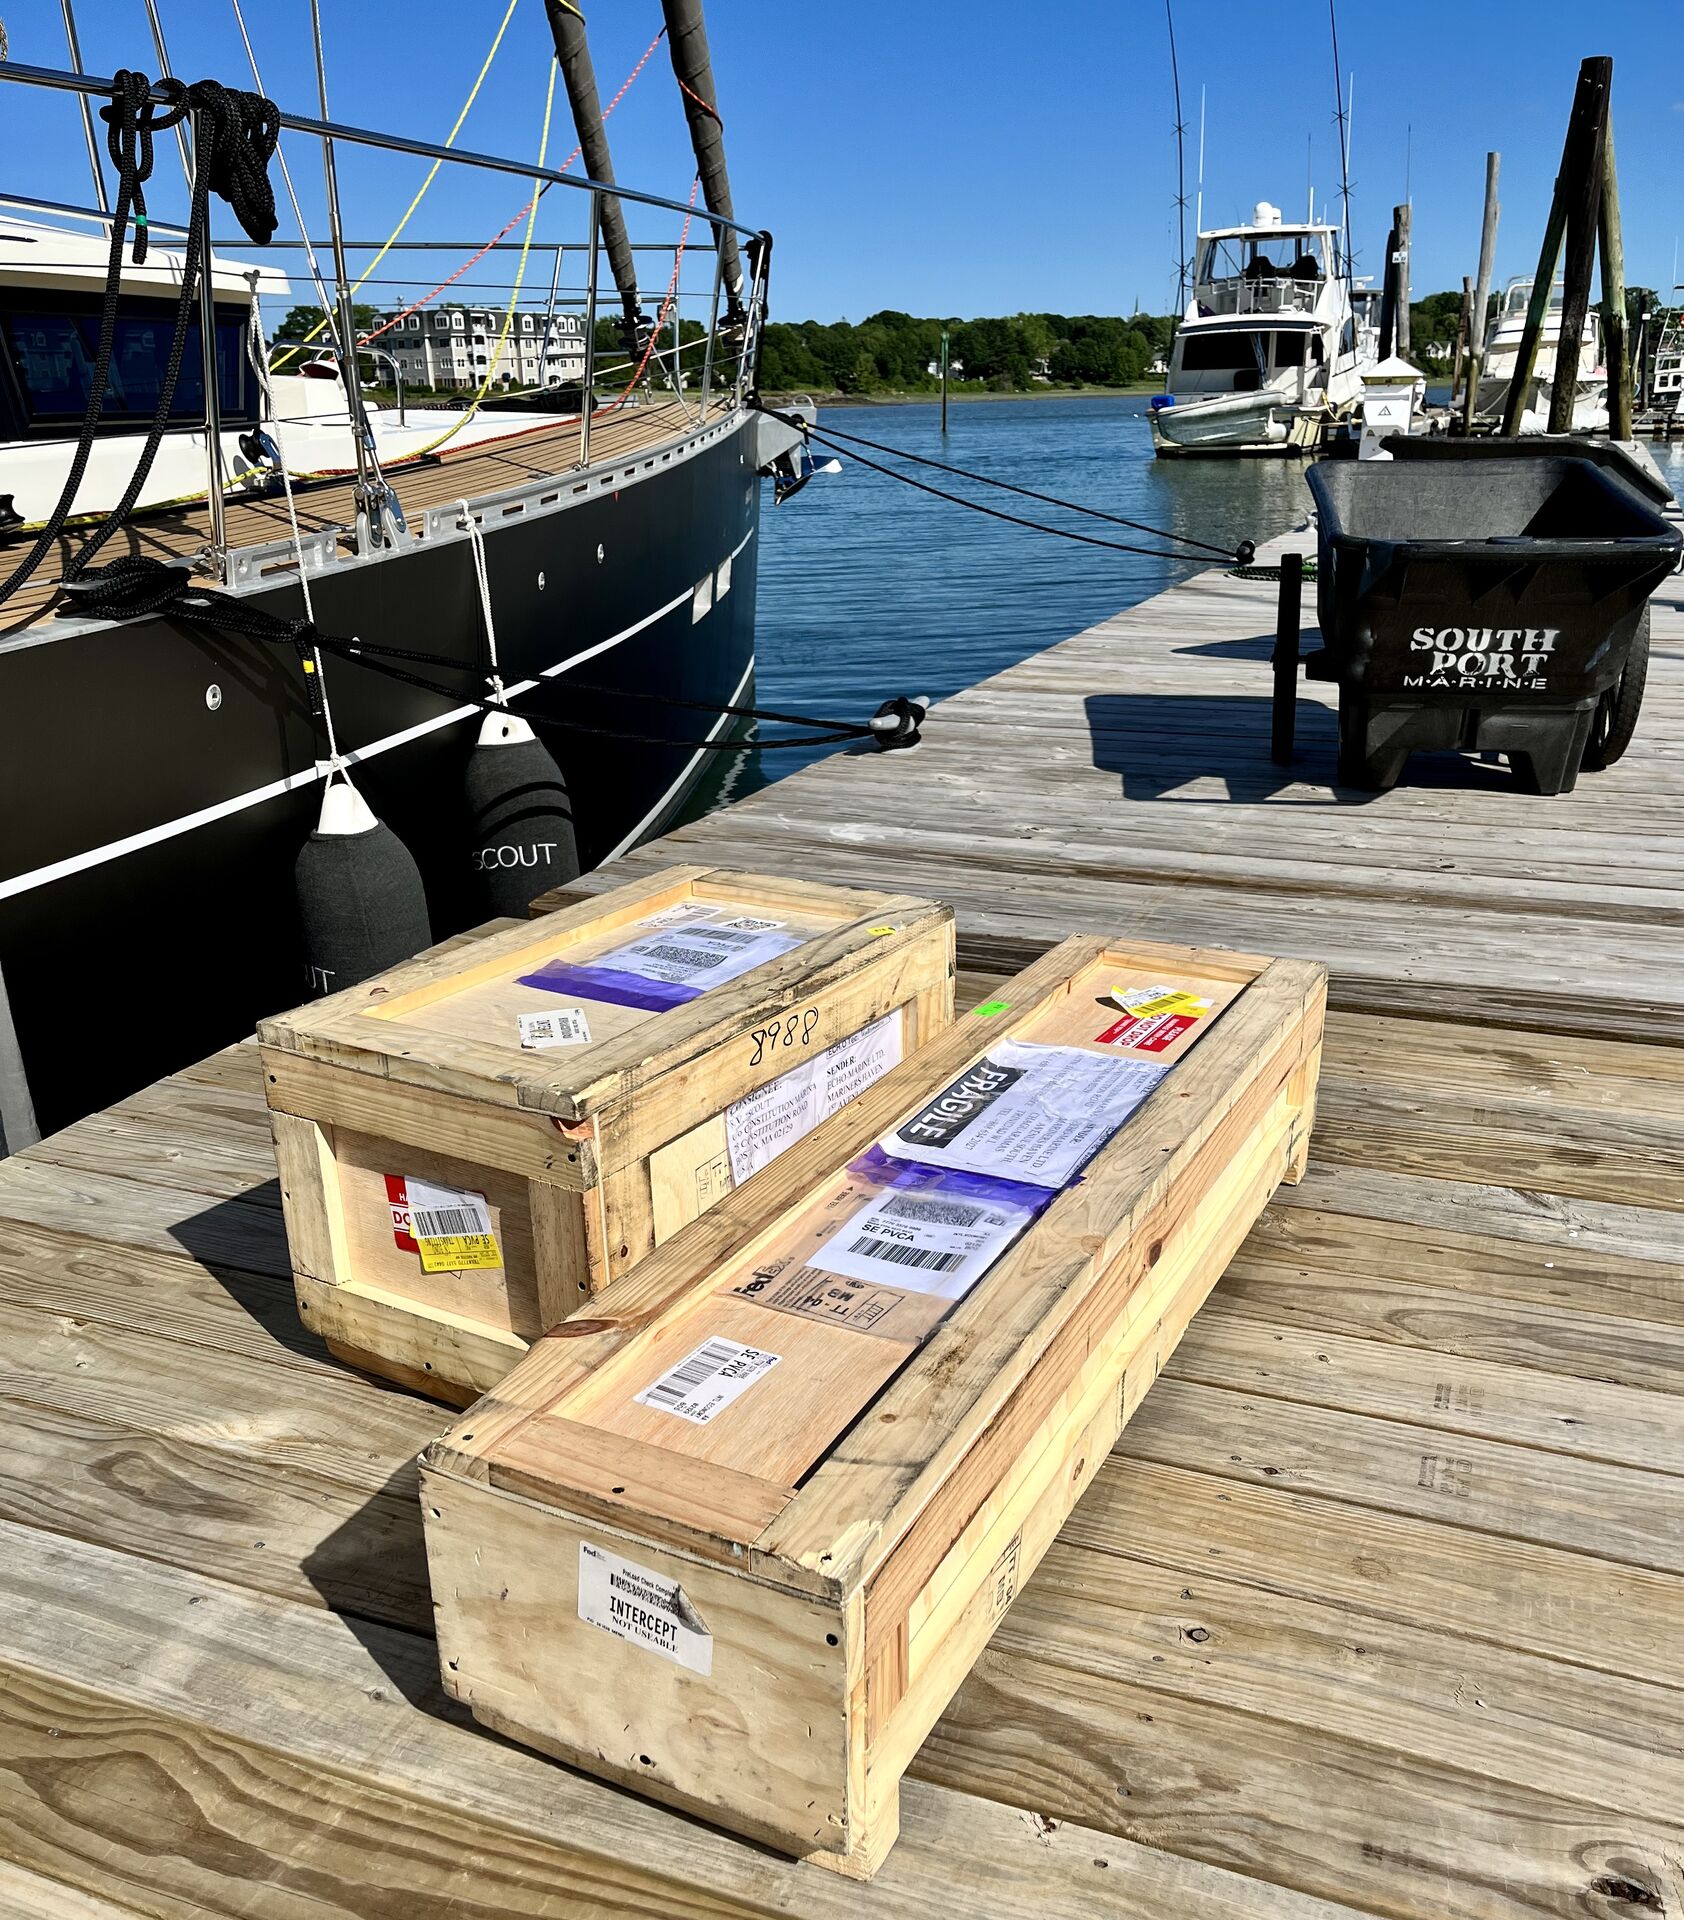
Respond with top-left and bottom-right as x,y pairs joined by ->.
1150,201 -> 1362,457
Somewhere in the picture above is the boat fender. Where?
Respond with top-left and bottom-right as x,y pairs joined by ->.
869,694 -> 929,751
294,776 -> 432,997
464,713 -> 581,914
0,496 -> 22,535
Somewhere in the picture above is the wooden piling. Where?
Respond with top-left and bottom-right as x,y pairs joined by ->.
1547,57 -> 1611,434
1599,118 -> 1631,439
1451,275 -> 1473,408
1462,151 -> 1500,433
1502,62 -> 1608,435
1393,203 -> 1412,358
1377,219 -> 1399,361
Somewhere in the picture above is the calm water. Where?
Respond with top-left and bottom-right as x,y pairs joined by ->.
700,393 -> 1312,809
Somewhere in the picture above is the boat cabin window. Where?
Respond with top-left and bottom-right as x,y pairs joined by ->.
0,291 -> 256,438
1197,232 -> 1326,285
1179,331 -> 1267,373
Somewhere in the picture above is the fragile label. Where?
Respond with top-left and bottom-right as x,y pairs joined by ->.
884,1041 -> 1168,1189
517,1006 -> 591,1050
1099,985 -> 1210,1054
808,1180 -> 1038,1302
633,1337 -> 780,1424
725,1012 -> 903,1184
577,1541 -> 713,1675
385,1174 -> 501,1272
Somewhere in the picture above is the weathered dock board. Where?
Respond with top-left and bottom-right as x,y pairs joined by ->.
559,534 -> 1684,1039
0,541 -> 1680,1916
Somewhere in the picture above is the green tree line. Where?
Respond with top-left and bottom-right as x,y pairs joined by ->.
755,310 -> 1178,396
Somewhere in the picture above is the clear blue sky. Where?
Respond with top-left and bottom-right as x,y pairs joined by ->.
5,0 -> 1681,320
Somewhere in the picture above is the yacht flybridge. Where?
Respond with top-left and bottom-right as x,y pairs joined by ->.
1149,202 -> 1362,457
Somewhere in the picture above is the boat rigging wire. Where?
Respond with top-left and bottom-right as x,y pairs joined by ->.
271,0 -> 520,369
760,412 -> 1253,566
1328,0 -> 1358,325
1164,0 -> 1189,315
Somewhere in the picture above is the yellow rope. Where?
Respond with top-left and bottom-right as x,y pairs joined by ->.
272,0 -> 521,369
397,58 -> 557,462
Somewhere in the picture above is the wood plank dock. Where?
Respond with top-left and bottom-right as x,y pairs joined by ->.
0,530 -> 1681,1916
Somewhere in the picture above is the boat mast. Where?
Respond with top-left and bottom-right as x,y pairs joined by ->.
660,0 -> 744,323
1165,0 -> 1189,313
543,0 -> 643,340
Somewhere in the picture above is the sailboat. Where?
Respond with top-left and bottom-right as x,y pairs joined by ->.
0,2 -> 811,1139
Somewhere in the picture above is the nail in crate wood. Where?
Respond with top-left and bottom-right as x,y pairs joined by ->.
421,934 -> 1327,1876
258,865 -> 954,1406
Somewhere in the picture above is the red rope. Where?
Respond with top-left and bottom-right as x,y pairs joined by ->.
675,74 -> 722,124
595,173 -> 700,416
356,24 -> 670,349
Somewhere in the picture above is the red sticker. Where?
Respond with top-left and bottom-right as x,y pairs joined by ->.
1097,1011 -> 1198,1053
385,1172 -> 418,1253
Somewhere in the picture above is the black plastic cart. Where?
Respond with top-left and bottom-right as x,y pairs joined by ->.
1277,451 -> 1680,793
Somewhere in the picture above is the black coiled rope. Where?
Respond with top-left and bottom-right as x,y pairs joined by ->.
0,72 -> 279,611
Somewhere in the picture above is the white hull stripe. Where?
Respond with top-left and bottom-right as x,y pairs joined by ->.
0,526 -> 756,904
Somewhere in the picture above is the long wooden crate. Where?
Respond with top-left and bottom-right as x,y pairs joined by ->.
259,865 -> 954,1405
420,932 -> 1326,1874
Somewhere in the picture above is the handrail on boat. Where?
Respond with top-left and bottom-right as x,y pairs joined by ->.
0,56 -> 771,578
0,60 -> 764,241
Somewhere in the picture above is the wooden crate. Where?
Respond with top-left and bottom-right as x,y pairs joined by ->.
420,933 -> 1326,1874
259,865 -> 954,1405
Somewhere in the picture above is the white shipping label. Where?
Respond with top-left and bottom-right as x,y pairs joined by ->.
594,917 -> 801,990
632,1337 -> 780,1424
809,1182 -> 1039,1301
725,1012 -> 904,1184
883,1040 -> 1170,1189
577,1541 -> 713,1676
388,1174 -> 501,1273
517,1006 -> 592,1049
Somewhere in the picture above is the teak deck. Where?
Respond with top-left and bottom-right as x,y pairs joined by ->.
0,540 -> 1680,1915
0,397 -> 709,637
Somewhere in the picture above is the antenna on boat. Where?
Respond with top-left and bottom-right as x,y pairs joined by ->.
59,1 -> 111,229
1328,2 -> 1357,347
1195,84 -> 1205,241
1165,0 -> 1189,313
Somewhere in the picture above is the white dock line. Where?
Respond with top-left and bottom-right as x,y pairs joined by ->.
0,526 -> 757,904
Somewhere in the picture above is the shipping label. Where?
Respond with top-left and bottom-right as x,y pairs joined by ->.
385,1174 -> 501,1273
632,1337 -> 780,1425
725,1011 -> 903,1184
576,1541 -> 713,1675
517,1005 -> 591,1050
519,912 -> 802,1011
885,1040 -> 1169,1189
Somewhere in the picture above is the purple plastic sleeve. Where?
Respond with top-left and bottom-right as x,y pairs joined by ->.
516,960 -> 701,1012
846,1143 -> 1059,1213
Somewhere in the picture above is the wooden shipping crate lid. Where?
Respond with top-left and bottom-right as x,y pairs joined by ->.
427,935 -> 1326,1595
259,865 -> 951,1120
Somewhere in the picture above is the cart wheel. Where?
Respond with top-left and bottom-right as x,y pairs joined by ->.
1582,607 -> 1650,771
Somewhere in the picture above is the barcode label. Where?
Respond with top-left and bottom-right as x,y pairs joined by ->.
848,1235 -> 966,1273
879,1193 -> 986,1228
518,1006 -> 591,1050
387,1174 -> 502,1274
633,1338 -> 780,1424
721,916 -> 784,933
413,1203 -> 486,1239
638,942 -> 732,970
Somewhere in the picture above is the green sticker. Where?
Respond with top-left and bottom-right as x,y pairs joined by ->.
971,999 -> 1011,1017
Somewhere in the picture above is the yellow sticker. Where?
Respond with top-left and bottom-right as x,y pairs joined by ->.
867,924 -> 898,937
417,1232 -> 502,1273
1110,986 -> 1210,1019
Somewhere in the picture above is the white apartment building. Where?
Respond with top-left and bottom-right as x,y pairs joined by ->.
373,306 -> 588,392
